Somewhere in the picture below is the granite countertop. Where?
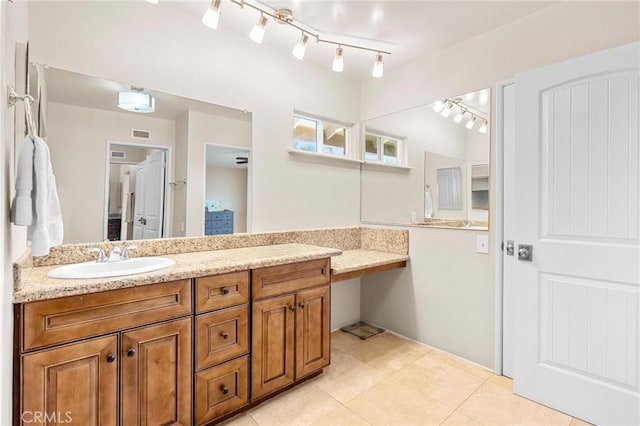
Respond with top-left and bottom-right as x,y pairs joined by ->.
15,243 -> 341,303
331,249 -> 410,275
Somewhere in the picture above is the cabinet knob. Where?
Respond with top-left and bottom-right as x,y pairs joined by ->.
220,385 -> 229,395
221,287 -> 230,295
127,348 -> 136,357
298,303 -> 305,309
221,331 -> 229,339
106,354 -> 116,363
289,305 -> 296,312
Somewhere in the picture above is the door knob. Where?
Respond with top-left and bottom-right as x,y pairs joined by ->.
289,305 -> 296,312
298,303 -> 305,309
106,354 -> 116,363
127,348 -> 136,357
220,385 -> 229,395
221,287 -> 229,295
505,240 -> 514,256
220,331 -> 229,339
517,244 -> 533,261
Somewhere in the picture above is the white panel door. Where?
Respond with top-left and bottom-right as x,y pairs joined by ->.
141,151 -> 165,239
132,162 -> 146,240
513,42 -> 639,425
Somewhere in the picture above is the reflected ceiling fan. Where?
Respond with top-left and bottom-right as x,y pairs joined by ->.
235,156 -> 248,165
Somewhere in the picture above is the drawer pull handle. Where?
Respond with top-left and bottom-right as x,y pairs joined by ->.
127,348 -> 136,357
221,332 -> 229,339
106,354 -> 116,363
220,385 -> 229,395
289,305 -> 296,312
221,287 -> 230,295
299,303 -> 305,309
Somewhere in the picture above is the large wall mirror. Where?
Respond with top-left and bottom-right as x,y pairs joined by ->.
29,65 -> 252,244
361,88 -> 490,229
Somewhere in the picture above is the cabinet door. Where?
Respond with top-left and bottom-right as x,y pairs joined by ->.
22,335 -> 118,426
295,286 -> 331,379
121,318 -> 192,426
252,294 -> 295,399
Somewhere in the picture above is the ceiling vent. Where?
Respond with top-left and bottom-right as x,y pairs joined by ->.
110,150 -> 126,160
131,129 -> 151,140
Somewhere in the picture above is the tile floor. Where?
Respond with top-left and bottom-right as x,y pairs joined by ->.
221,331 -> 591,426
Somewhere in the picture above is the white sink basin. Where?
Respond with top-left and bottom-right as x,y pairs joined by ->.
48,257 -> 176,279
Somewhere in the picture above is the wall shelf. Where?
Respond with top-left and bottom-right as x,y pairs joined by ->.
287,149 -> 363,165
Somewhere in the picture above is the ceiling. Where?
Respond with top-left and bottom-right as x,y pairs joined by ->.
206,145 -> 250,169
43,66 -> 252,122
168,1 -> 556,82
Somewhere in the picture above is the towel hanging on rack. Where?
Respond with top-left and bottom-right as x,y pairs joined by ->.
11,135 -> 64,256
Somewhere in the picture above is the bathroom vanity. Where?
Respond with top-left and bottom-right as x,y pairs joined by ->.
13,227 -> 409,425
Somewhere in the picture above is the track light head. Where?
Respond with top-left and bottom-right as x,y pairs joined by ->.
465,116 -> 477,129
432,101 -> 445,113
453,109 -> 466,123
479,120 -> 488,133
250,14 -> 268,44
202,0 -> 222,29
292,33 -> 309,60
333,46 -> 344,72
441,102 -> 454,118
372,53 -> 384,78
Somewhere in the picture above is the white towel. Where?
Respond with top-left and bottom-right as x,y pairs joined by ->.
10,135 -> 63,256
424,190 -> 434,218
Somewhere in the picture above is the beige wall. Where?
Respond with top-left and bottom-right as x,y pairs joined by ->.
360,1 -> 640,368
205,166 -> 248,234
46,102 -> 176,243
172,112 -> 188,237
1,2 -> 29,423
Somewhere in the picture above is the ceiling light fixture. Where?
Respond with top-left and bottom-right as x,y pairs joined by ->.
465,116 -> 477,130
202,0 -> 222,30
333,46 -> 344,73
372,52 -> 384,78
200,0 -> 391,76
117,89 -> 155,113
434,98 -> 488,133
292,33 -> 309,60
249,14 -> 268,44
145,0 -> 158,4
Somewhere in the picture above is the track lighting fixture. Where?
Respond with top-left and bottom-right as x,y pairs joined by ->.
197,0 -> 391,76
249,14 -> 268,44
292,33 -> 309,60
202,0 -> 222,30
372,53 -> 384,78
333,46 -> 344,72
441,103 -> 454,118
465,116 -> 477,130
433,98 -> 488,133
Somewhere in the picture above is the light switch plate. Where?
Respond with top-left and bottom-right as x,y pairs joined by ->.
476,235 -> 490,254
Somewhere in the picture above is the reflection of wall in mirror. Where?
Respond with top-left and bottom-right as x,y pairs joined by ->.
205,167 -> 247,234
46,102 -> 176,244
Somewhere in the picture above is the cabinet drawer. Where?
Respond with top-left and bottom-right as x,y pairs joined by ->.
252,258 -> 330,299
22,280 -> 192,351
195,355 -> 249,425
196,271 -> 249,313
196,304 -> 249,371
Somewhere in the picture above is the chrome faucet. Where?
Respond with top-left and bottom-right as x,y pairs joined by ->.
88,244 -> 138,262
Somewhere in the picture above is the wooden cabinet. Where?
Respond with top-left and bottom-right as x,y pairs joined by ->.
251,259 -> 331,400
194,272 -> 250,425
21,335 -> 118,426
17,258 -> 331,425
251,294 -> 296,399
17,280 -> 193,426
295,285 -> 331,379
121,318 -> 192,426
